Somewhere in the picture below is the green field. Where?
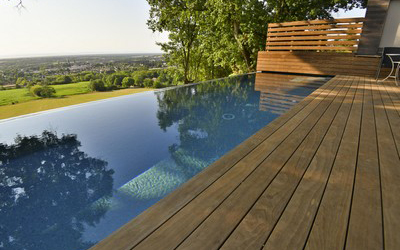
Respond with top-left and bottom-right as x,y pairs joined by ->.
0,82 -> 91,106
0,85 -> 153,120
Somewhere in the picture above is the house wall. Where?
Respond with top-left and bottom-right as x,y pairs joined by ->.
379,0 -> 400,47
357,0 -> 391,55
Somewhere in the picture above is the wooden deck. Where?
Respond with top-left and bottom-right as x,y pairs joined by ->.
91,75 -> 400,250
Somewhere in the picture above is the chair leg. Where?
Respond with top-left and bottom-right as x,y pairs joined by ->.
396,63 -> 400,86
381,56 -> 396,82
376,62 -> 382,81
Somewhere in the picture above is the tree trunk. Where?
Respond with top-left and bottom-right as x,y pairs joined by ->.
233,21 -> 253,72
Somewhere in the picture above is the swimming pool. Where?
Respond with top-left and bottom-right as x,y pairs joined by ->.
0,73 -> 329,250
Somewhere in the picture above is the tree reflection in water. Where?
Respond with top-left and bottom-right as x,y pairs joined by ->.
0,131 -> 114,250
156,74 -> 270,162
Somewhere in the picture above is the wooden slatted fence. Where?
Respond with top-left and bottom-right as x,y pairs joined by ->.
266,18 -> 365,52
257,18 -> 381,76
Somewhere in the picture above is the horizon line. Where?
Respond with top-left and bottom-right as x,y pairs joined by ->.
0,52 -> 164,60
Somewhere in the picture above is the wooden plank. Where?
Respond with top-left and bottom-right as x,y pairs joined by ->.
131,78 -> 345,250
261,77 -> 359,250
176,76 -> 350,250
256,65 -> 377,77
259,51 -> 355,56
256,51 -> 380,76
345,78 -> 383,250
257,62 -> 378,71
268,29 -> 363,37
304,76 -> 364,250
268,18 -> 365,27
267,35 -> 361,41
257,58 -> 380,67
375,83 -> 400,250
219,76 -> 356,250
381,84 -> 400,152
266,46 -> 357,51
268,24 -> 363,32
89,76 -> 337,250
267,41 -> 359,46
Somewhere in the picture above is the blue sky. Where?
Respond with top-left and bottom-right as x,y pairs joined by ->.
0,0 -> 365,59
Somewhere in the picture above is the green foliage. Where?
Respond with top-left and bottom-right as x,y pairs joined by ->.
30,85 -> 56,98
143,78 -> 154,88
153,79 -> 163,88
83,72 -> 96,81
89,79 -> 107,92
121,77 -> 135,88
132,70 -> 158,87
55,75 -> 73,84
16,77 -> 28,87
147,0 -> 366,83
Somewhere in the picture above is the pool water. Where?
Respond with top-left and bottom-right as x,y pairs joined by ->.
0,73 -> 329,250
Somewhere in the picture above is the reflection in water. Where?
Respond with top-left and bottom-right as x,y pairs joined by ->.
155,75 -> 269,162
0,131 -> 114,250
255,73 -> 328,114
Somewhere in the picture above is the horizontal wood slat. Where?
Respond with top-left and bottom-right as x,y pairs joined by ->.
268,18 -> 365,27
267,35 -> 362,42
269,30 -> 362,37
267,41 -> 359,46
257,51 -> 380,77
268,24 -> 363,32
266,46 -> 358,51
266,18 -> 365,53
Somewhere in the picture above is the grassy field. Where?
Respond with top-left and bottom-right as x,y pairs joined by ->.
0,82 -> 92,106
0,87 -> 153,120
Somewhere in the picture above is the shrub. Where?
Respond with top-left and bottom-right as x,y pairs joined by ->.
89,79 -> 106,92
143,78 -> 154,88
121,77 -> 135,88
30,85 -> 56,98
153,80 -> 163,89
55,75 -> 73,84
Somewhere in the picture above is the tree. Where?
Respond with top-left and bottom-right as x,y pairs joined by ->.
147,0 -> 367,81
143,78 -> 154,88
55,75 -> 73,84
147,0 -> 207,84
89,79 -> 106,91
30,85 -> 56,98
121,77 -> 135,88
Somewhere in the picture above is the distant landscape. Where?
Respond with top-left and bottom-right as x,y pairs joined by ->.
0,53 -> 182,119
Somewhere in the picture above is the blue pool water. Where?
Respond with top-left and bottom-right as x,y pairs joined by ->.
0,73 -> 328,250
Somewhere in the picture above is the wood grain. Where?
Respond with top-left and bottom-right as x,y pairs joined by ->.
268,18 -> 365,27
345,78 -> 383,250
374,83 -> 400,250
304,76 -> 364,250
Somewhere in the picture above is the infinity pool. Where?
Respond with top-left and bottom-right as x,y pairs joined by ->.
0,73 -> 329,250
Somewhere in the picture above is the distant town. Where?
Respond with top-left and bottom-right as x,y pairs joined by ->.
0,53 -> 165,89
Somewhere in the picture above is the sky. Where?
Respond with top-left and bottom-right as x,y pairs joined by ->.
0,0 -> 366,59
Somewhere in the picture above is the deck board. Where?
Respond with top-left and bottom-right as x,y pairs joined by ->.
346,78 -> 383,250
90,74 -> 400,250
304,76 -> 364,250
